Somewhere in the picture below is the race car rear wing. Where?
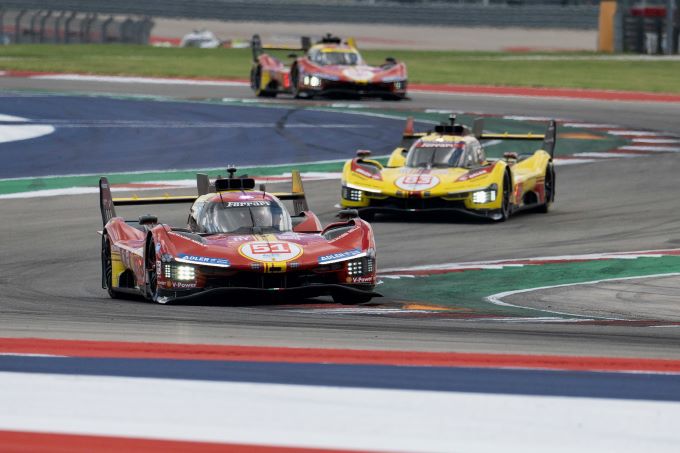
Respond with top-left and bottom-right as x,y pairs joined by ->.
99,171 -> 309,226
251,34 -> 312,61
473,117 -> 557,158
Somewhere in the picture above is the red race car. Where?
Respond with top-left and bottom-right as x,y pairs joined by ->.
99,170 -> 379,304
250,33 -> 407,100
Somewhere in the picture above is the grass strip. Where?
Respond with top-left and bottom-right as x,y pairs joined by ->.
2,45 -> 680,93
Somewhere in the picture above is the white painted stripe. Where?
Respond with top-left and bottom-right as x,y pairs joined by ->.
619,145 -> 680,152
2,372 -> 679,453
561,123 -> 618,129
31,74 -> 250,87
0,125 -> 55,144
573,152 -> 642,158
0,114 -> 28,122
607,130 -> 665,136
14,120 -> 372,129
502,115 -> 557,121
485,272 -> 680,320
552,158 -> 596,165
632,138 -> 680,144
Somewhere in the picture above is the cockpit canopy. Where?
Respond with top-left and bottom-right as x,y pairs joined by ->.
309,48 -> 361,66
189,198 -> 292,234
406,139 -> 486,169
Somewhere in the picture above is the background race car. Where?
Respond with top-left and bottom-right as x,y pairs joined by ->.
250,33 -> 407,99
99,170 -> 379,304
340,116 -> 557,222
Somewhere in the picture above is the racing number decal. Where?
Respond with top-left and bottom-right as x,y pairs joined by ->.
395,175 -> 440,191
239,241 -> 303,263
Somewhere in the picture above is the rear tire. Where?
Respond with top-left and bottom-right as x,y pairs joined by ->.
537,163 -> 555,214
251,65 -> 276,98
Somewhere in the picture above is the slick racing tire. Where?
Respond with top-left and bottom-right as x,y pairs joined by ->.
537,163 -> 555,214
291,65 -> 311,99
495,172 -> 512,222
251,65 -> 277,98
332,292 -> 374,305
145,239 -> 162,303
101,234 -> 124,299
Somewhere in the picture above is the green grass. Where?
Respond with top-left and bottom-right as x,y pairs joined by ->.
2,44 -> 680,93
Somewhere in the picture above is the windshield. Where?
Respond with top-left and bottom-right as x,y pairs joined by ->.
313,51 -> 360,66
406,143 -> 466,168
196,199 -> 292,234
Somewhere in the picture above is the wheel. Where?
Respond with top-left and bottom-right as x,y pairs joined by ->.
537,163 -> 555,214
101,234 -> 123,299
332,292 -> 374,305
290,65 -> 309,99
145,239 -> 161,303
251,65 -> 276,98
494,172 -> 512,222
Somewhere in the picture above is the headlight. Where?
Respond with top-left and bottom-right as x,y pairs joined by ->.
393,81 -> 405,90
303,75 -> 322,87
342,186 -> 363,202
346,257 -> 375,276
471,185 -> 497,204
173,266 -> 196,282
347,259 -> 364,276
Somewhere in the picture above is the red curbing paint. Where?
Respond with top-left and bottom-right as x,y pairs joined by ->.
2,338 -> 680,374
0,429 -> 370,453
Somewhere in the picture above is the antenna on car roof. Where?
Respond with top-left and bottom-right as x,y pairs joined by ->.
227,167 -> 237,179
449,114 -> 456,127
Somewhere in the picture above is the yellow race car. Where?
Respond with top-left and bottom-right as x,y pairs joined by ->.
340,116 -> 556,221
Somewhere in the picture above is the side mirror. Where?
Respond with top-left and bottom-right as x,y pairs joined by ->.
356,149 -> 372,158
337,209 -> 359,220
139,214 -> 158,226
288,53 -> 298,58
385,57 -> 397,64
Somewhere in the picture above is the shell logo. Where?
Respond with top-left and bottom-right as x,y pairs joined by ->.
394,175 -> 440,191
239,241 -> 303,263
342,68 -> 375,82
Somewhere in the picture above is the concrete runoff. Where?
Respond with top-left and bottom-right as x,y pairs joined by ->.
1,79 -> 680,358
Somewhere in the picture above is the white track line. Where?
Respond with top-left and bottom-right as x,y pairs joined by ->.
3,372 -> 680,453
485,272 -> 680,320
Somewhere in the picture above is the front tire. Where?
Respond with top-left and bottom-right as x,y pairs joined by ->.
291,65 -> 310,99
101,234 -> 123,299
495,172 -> 512,222
145,239 -> 162,303
537,163 -> 555,214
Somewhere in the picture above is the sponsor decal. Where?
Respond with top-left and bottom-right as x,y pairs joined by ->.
456,164 -> 495,182
239,195 -> 255,200
177,254 -> 230,267
319,248 -> 362,264
172,281 -> 197,289
342,67 -> 375,82
229,235 -> 253,242
223,201 -> 270,207
239,241 -> 303,263
395,174 -> 440,191
351,276 -> 374,284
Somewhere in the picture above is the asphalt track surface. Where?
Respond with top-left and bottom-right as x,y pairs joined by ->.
2,77 -> 680,359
